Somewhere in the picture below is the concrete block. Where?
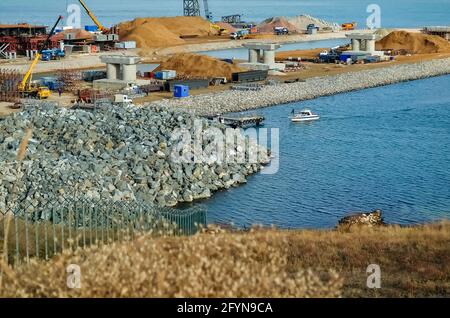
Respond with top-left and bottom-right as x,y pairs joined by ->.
100,55 -> 141,65
238,63 -> 271,71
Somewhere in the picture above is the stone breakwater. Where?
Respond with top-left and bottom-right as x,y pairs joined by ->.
154,58 -> 450,116
0,105 -> 270,211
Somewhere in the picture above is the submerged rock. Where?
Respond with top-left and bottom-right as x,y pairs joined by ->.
337,209 -> 385,230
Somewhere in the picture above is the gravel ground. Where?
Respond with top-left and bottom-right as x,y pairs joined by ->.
153,58 -> 450,116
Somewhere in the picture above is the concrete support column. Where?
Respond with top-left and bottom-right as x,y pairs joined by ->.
122,64 -> 137,81
351,39 -> 360,51
366,39 -> 375,52
257,49 -> 263,63
360,40 -> 367,51
107,63 -> 120,80
248,49 -> 258,63
263,50 -> 275,65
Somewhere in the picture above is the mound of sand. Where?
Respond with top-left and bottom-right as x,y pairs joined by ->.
288,14 -> 340,31
257,17 -> 298,34
373,28 -> 395,39
158,53 -> 243,80
118,16 -> 217,49
376,31 -> 450,54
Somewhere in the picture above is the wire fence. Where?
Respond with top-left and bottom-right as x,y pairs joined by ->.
0,196 -> 207,267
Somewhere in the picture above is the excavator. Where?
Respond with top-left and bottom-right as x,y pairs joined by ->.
341,22 -> 357,31
202,0 -> 227,36
18,15 -> 63,100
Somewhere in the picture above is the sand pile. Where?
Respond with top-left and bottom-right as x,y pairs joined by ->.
118,16 -> 217,49
158,53 -> 243,80
288,15 -> 340,31
51,29 -> 93,41
257,17 -> 298,34
376,31 -> 450,54
373,28 -> 395,39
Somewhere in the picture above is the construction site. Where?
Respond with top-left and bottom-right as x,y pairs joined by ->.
0,0 -> 450,300
0,0 -> 447,116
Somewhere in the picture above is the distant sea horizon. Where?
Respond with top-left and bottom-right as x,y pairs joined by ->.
0,0 -> 449,28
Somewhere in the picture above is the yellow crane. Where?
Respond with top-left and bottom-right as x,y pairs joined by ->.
78,0 -> 106,33
18,15 -> 63,99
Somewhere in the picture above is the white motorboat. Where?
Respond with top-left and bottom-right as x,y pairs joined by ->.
290,109 -> 320,122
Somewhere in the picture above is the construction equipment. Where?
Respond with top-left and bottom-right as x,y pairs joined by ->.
18,16 -> 63,99
307,24 -> 320,32
183,0 -> 201,17
210,24 -> 228,36
230,29 -> 249,40
41,48 -> 65,61
78,0 -> 106,32
274,27 -> 289,35
341,22 -> 357,31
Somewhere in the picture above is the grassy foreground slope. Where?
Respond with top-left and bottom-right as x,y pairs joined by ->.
1,222 -> 449,298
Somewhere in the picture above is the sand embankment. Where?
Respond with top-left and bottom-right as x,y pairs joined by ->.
154,57 -> 450,115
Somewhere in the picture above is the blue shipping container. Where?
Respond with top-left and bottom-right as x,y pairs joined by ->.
174,85 -> 189,98
340,54 -> 351,62
85,25 -> 99,32
154,72 -> 163,80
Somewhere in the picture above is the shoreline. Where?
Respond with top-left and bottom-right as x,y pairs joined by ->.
153,57 -> 450,116
0,28 -> 421,74
155,28 -> 421,55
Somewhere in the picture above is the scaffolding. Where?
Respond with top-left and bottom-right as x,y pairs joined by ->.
56,69 -> 83,93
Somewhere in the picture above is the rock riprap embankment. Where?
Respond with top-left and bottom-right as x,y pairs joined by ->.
154,58 -> 450,115
0,104 -> 269,211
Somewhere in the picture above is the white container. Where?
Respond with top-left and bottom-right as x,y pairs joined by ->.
114,94 -> 133,104
122,41 -> 136,49
162,70 -> 176,80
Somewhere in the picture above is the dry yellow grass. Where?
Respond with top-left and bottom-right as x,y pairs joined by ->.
1,222 -> 449,298
0,128 -> 33,288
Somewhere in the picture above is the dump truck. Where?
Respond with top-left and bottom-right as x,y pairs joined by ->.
274,27 -> 289,35
341,22 -> 357,30
41,48 -> 65,61
230,29 -> 249,40
211,24 -> 228,36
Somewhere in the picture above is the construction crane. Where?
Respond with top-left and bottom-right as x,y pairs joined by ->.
203,0 -> 213,21
78,0 -> 106,32
183,0 -> 201,17
18,15 -> 63,100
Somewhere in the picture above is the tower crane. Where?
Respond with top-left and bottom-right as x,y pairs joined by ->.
18,15 -> 63,99
78,0 -> 107,33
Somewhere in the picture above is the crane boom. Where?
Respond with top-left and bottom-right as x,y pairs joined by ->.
19,15 -> 63,91
78,0 -> 105,32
